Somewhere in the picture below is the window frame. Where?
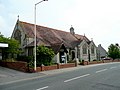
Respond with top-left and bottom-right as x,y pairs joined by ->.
91,45 -> 94,54
82,44 -> 87,54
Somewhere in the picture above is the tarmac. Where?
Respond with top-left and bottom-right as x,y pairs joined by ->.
0,62 -> 118,85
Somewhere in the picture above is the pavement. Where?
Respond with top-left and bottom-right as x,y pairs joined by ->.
0,62 -> 118,85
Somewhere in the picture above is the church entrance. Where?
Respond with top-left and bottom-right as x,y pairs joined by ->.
60,51 -> 65,63
72,51 -> 75,60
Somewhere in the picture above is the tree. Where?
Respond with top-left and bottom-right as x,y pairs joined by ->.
6,38 -> 21,58
0,34 -> 21,59
36,45 -> 55,66
108,44 -> 120,60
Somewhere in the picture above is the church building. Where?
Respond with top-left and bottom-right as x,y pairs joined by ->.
11,20 -> 97,64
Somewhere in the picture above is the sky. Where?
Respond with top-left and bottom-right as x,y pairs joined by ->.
1,0 -> 120,51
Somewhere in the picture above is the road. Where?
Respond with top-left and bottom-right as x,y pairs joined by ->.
0,62 -> 120,90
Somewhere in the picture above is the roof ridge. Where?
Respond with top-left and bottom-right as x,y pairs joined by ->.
19,21 -> 88,38
19,20 -> 71,34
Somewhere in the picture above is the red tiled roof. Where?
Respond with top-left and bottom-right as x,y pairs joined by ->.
19,21 -> 90,48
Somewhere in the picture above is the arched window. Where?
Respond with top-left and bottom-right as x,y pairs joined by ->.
14,30 -> 21,43
82,44 -> 87,54
91,45 -> 94,54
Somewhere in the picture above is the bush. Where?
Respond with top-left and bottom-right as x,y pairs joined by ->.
108,44 -> 120,60
16,55 -> 34,68
37,45 -> 55,66
28,59 -> 34,68
17,55 -> 34,63
17,55 -> 27,62
68,60 -> 76,63
2,59 -> 16,62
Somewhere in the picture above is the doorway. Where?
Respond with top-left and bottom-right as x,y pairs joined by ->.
72,51 -> 75,60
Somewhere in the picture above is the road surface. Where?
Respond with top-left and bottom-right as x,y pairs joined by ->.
0,62 -> 120,90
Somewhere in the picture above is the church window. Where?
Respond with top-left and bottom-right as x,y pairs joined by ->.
14,30 -> 21,43
82,44 -> 87,54
91,45 -> 94,54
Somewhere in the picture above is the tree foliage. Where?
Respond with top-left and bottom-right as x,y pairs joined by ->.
108,44 -> 120,60
0,34 -> 21,59
36,45 -> 55,66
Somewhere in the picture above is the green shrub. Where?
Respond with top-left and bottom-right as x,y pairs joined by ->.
37,45 -> 55,66
2,59 -> 16,62
68,60 -> 75,63
28,60 -> 34,68
17,55 -> 34,63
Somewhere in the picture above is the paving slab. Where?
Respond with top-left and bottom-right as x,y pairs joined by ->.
0,66 -> 45,85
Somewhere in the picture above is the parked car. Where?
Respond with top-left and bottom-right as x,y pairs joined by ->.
103,58 -> 111,60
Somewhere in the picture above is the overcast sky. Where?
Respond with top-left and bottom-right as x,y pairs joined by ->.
1,0 -> 120,50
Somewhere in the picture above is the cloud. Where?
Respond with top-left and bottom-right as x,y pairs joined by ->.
59,0 -> 120,50
0,16 -> 7,36
0,3 -> 5,12
1,0 -> 120,50
0,16 -> 5,28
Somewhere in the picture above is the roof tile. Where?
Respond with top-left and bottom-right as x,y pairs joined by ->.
19,21 -> 90,48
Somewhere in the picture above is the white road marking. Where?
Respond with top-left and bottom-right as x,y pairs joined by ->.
95,69 -> 108,73
36,86 -> 49,90
64,74 -> 90,82
110,66 -> 117,69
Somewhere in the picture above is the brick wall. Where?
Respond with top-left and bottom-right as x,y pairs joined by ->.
89,61 -> 103,64
59,63 -> 76,68
82,59 -> 120,65
42,65 -> 58,71
0,61 -> 76,73
1,60 -> 120,73
0,61 -> 27,72
36,63 -> 76,72
82,61 -> 89,65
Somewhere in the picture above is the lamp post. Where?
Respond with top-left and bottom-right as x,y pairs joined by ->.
34,0 -> 48,71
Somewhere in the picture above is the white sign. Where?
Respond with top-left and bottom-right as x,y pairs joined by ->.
0,43 -> 8,47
